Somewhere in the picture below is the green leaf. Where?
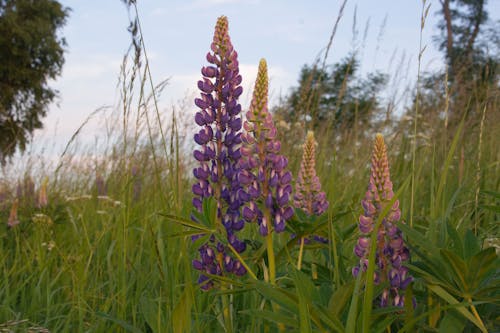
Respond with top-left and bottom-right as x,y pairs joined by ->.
438,310 -> 466,333
328,281 -> 354,318
96,312 -> 143,333
445,222 -> 463,256
428,284 -> 487,332
159,213 -> 215,233
440,249 -> 468,291
467,247 -> 499,294
345,269 -> 363,333
398,221 -> 439,255
240,309 -> 299,328
291,269 -> 313,333
253,281 -> 299,313
463,229 -> 480,259
313,304 -> 345,332
172,288 -> 192,333
140,295 -> 162,332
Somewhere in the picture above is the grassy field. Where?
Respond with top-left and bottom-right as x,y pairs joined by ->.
0,8 -> 499,333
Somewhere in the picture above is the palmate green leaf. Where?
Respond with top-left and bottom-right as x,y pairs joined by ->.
445,222 -> 464,256
397,299 -> 489,333
328,281 -> 354,318
370,315 -> 397,333
467,247 -> 499,295
253,280 -> 300,312
397,221 -> 439,255
463,229 -> 481,259
291,268 -> 319,302
313,304 -> 345,333
290,268 -> 344,332
440,249 -> 468,291
204,273 -> 246,289
159,213 -> 215,233
252,278 -> 344,332
166,230 -> 212,238
427,284 -> 487,333
438,310 -> 466,333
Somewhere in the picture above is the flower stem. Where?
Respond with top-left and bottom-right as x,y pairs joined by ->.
467,296 -> 487,333
265,211 -> 276,285
297,237 -> 305,270
221,290 -> 233,333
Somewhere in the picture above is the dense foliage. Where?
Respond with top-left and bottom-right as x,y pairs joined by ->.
0,0 -> 68,163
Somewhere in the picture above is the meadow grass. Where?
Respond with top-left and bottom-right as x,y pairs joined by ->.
0,4 -> 498,333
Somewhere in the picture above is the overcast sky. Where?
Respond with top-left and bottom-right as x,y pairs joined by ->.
36,0 -> 499,152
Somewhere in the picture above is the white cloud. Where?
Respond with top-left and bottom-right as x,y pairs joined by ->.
61,54 -> 122,81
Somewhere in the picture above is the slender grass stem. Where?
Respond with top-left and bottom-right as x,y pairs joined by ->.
411,0 -> 429,227
297,237 -> 305,271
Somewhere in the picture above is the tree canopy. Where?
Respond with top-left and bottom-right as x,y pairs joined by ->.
0,0 -> 69,163
274,55 -> 386,132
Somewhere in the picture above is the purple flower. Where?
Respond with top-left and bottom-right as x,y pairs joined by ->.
294,130 -> 329,244
353,134 -> 413,308
294,131 -> 328,216
192,16 -> 247,288
238,59 -> 293,236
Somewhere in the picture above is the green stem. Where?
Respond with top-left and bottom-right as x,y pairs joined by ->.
221,290 -> 233,333
297,237 -> 305,270
265,211 -> 276,285
467,297 -> 487,333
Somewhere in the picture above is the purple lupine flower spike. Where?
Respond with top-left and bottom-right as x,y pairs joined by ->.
294,131 -> 328,216
239,58 -> 293,236
353,134 -> 414,308
293,131 -> 329,244
192,16 -> 247,288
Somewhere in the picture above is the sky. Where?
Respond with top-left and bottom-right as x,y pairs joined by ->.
35,0 -> 499,153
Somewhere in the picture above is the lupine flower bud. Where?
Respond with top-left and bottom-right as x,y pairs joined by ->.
37,177 -> 49,209
238,59 -> 293,236
353,134 -> 413,308
23,176 -> 35,204
7,199 -> 19,228
192,16 -> 247,288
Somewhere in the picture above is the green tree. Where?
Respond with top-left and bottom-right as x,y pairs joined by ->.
435,0 -> 498,121
274,55 -> 386,132
0,0 -> 69,163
